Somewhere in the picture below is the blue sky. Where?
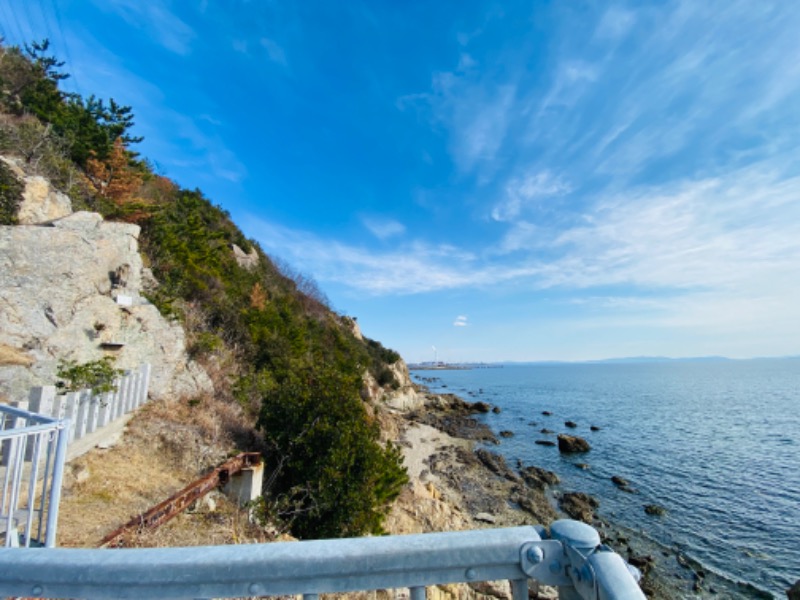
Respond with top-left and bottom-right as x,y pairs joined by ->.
3,1 -> 800,362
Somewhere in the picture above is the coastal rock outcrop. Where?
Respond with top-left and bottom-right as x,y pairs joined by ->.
559,492 -> 599,524
362,358 -> 423,411
520,466 -> 560,489
0,208 -> 212,402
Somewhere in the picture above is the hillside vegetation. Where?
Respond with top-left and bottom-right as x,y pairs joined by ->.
0,39 -> 407,538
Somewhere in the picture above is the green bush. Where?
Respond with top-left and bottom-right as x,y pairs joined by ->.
56,357 -> 123,394
257,366 -> 408,538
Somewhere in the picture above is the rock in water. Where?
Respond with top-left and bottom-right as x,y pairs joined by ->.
787,579 -> 800,600
557,434 -> 591,453
644,504 -> 667,516
565,420 -> 578,428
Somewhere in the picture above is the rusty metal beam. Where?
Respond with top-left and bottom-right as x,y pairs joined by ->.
99,452 -> 262,548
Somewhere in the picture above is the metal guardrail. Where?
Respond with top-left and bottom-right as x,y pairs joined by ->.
0,520 -> 645,599
0,404 -> 69,548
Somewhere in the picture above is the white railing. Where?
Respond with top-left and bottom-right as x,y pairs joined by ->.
24,363 -> 151,447
0,520 -> 646,599
0,405 -> 69,548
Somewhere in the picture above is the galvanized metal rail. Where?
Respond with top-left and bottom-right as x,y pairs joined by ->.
0,520 -> 645,599
99,452 -> 262,548
0,404 -> 69,548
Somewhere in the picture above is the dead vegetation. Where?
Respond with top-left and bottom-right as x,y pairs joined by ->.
56,393 -> 269,548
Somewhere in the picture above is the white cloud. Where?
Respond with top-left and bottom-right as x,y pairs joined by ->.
492,171 -> 572,222
399,59 -> 517,177
361,216 -> 406,240
453,315 -> 469,327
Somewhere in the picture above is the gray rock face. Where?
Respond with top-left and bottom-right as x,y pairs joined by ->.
0,157 -> 73,225
18,174 -> 73,224
231,243 -> 259,270
0,211 -> 212,403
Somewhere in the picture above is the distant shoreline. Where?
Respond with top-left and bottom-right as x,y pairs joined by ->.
408,363 -> 502,370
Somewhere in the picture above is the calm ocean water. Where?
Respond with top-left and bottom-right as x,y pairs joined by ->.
413,359 -> 800,598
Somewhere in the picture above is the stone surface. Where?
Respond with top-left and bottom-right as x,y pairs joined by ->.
231,243 -> 259,270
0,211 -> 213,403
645,504 -> 667,517
557,433 -> 591,453
520,466 -> 560,489
18,174 -> 72,224
559,492 -> 599,523
787,579 -> 800,600
363,358 -> 424,411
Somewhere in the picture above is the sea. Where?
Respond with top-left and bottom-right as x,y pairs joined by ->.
411,358 -> 800,598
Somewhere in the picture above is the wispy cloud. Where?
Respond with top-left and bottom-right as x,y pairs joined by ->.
260,37 -> 287,66
453,315 -> 469,327
361,216 -> 406,240
97,0 -> 195,55
398,62 -> 517,177
248,159 -> 800,347
492,170 -> 572,222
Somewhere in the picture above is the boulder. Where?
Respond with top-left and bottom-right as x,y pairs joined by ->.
491,405 -> 501,414
787,580 -> 800,600
558,434 -> 591,453
565,420 -> 578,428
590,425 -> 602,431
499,430 -> 514,438
535,440 -> 556,447
470,401 -> 491,413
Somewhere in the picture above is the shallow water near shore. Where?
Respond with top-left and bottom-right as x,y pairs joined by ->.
414,358 -> 800,598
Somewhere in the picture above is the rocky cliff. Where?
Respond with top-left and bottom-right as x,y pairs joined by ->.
0,157 -> 211,403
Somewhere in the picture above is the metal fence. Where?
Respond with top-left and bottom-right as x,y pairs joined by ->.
26,363 -> 151,446
0,520 -> 646,599
0,404 -> 69,548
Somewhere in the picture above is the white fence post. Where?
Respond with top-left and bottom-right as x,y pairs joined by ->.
139,363 -> 152,407
28,386 -> 56,417
63,392 -> 78,443
11,364 -> 151,464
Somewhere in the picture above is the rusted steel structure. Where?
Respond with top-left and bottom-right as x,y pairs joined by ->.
99,452 -> 262,548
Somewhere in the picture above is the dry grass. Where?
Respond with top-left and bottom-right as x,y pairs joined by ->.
0,343 -> 34,366
57,393 -> 267,548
